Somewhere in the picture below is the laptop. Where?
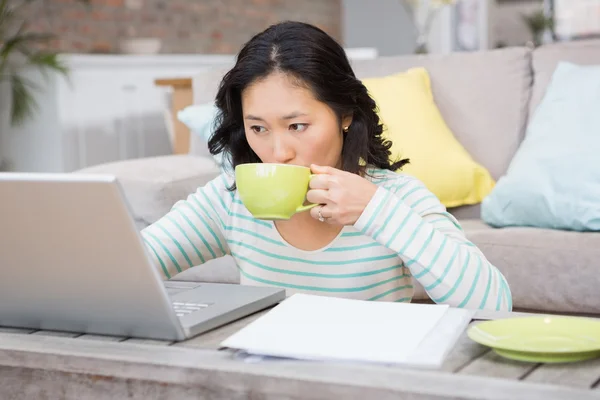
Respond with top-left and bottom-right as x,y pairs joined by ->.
0,172 -> 285,341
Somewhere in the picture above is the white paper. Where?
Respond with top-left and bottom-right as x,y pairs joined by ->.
404,307 -> 475,368
221,293 -> 453,366
229,308 -> 474,369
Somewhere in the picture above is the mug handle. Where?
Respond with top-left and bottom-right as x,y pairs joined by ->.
295,173 -> 319,213
296,202 -> 319,213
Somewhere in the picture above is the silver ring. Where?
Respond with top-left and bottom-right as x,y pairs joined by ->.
317,206 -> 326,222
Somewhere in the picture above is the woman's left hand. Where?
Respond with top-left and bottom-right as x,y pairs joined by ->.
306,164 -> 378,226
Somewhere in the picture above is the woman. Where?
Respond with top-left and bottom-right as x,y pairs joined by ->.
142,21 -> 512,311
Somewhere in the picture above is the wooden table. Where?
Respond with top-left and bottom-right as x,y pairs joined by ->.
1,307 -> 600,400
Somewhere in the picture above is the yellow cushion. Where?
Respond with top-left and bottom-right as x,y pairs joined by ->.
362,68 -> 495,208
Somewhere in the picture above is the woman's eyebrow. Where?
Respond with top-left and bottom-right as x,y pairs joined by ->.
244,112 -> 308,121
281,111 -> 308,120
244,114 -> 264,121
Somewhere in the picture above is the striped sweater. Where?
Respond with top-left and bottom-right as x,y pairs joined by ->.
141,168 -> 512,311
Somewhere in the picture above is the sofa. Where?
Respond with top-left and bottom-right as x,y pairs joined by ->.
78,39 -> 600,316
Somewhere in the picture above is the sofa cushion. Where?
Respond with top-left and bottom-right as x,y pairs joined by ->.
448,204 -> 481,220
461,219 -> 600,315
362,68 -> 495,208
75,155 -> 220,227
481,61 -> 600,231
530,39 -> 600,116
350,47 -> 533,180
178,102 -> 227,168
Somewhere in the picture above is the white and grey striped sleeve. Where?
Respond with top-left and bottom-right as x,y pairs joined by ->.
355,175 -> 512,311
141,174 -> 232,279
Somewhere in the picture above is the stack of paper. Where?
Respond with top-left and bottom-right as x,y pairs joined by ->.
220,294 -> 474,368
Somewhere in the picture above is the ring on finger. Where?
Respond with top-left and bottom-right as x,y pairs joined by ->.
317,206 -> 326,222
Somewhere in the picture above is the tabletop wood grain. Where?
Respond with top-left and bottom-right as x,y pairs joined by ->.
1,309 -> 599,400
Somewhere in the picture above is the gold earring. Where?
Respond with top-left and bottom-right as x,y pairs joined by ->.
343,126 -> 349,133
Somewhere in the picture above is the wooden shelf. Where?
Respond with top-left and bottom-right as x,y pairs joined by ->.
154,78 -> 193,89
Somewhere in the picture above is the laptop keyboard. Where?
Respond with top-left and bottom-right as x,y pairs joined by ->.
172,302 -> 212,317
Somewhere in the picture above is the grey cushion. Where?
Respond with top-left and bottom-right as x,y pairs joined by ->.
349,47 -> 533,180
75,155 -> 220,227
530,39 -> 600,116
462,219 -> 600,315
448,204 -> 481,220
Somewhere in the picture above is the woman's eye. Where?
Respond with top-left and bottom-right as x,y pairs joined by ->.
250,125 -> 266,133
289,123 -> 308,132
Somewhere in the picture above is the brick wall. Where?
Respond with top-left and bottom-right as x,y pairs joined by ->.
26,0 -> 342,54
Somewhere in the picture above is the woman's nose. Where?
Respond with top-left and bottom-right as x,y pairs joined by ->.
272,135 -> 295,164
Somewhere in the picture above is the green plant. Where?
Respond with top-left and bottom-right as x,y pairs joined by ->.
0,0 -> 88,126
522,9 -> 554,47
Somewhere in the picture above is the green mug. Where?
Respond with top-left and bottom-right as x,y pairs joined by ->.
235,163 -> 318,220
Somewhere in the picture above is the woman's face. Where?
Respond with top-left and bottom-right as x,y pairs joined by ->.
241,72 -> 351,168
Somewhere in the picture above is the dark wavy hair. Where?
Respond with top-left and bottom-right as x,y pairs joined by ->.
208,21 -> 409,185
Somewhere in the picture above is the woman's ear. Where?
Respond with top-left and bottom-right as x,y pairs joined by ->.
342,114 -> 353,132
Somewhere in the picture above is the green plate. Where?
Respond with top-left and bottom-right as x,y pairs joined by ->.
467,316 -> 600,363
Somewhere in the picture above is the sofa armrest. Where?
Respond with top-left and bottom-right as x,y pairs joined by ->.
75,155 -> 221,229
